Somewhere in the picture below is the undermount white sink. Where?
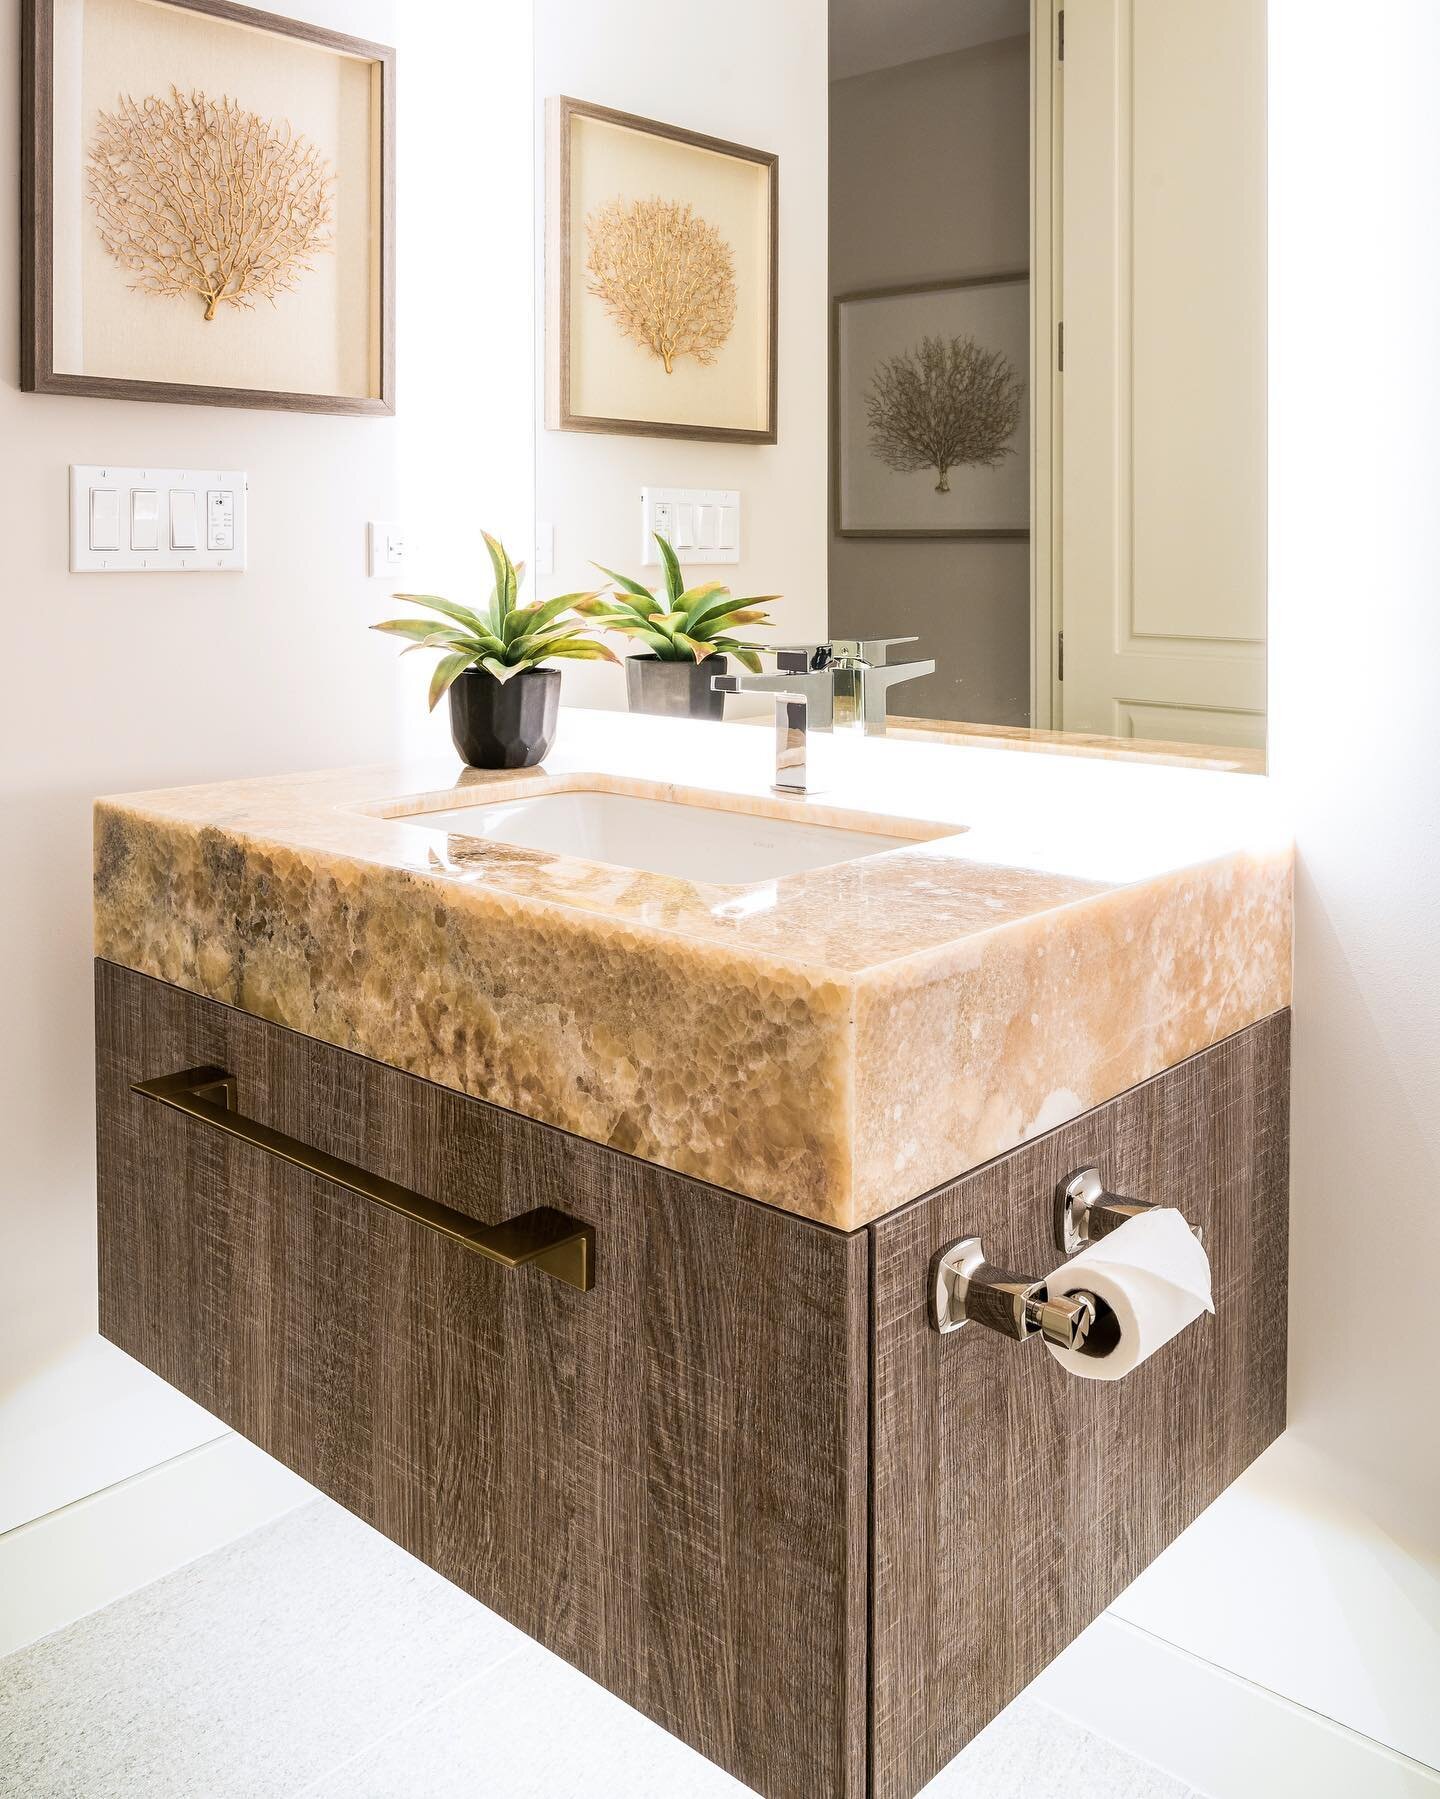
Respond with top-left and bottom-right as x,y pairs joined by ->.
411,790 -> 925,884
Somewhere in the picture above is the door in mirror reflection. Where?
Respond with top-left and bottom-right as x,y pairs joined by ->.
828,0 -> 1266,765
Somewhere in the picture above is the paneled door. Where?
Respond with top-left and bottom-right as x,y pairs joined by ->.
1052,0 -> 1267,752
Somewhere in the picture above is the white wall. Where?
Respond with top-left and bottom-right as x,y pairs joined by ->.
1044,3 -> 1440,1784
532,0 -> 829,707
0,0 -> 533,1554
1269,0 -> 1440,1558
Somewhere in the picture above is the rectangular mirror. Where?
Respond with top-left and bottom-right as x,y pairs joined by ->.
534,0 -> 1267,771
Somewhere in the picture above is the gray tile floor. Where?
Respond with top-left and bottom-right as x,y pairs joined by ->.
0,1499 -> 1201,1799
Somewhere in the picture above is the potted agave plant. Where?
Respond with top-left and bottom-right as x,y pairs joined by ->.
576,534 -> 777,721
373,533 -> 616,769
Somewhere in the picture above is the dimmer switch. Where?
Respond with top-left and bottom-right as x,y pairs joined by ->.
207,490 -> 235,551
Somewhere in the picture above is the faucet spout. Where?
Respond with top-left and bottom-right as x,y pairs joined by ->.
862,658 -> 936,734
711,663 -> 835,794
711,633 -> 934,789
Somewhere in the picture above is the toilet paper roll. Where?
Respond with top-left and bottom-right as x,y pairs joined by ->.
1044,1207 -> 1213,1382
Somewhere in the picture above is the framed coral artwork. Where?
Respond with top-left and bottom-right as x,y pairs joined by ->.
20,0 -> 395,414
834,274 -> 1030,539
546,96 -> 778,443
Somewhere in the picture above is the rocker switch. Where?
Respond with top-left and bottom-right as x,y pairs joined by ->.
130,490 -> 160,552
89,488 -> 120,552
167,490 -> 198,550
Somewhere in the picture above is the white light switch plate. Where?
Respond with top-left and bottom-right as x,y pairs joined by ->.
535,521 -> 555,578
367,519 -> 409,577
641,487 -> 741,565
69,466 -> 247,572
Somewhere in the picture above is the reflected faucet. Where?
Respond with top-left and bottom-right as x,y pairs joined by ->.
712,639 -> 934,795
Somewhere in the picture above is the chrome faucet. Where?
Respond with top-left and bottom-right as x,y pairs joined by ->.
712,648 -> 835,794
821,638 -> 937,735
712,639 -> 934,794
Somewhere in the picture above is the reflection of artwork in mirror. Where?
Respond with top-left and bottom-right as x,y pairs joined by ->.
547,97 -> 777,443
22,0 -> 394,415
835,274 -> 1029,538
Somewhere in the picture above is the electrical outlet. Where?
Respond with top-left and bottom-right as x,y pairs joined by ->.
368,519 -> 408,577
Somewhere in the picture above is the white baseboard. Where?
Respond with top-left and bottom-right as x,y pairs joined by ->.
1032,1613 -> 1440,1798
0,1431 -> 313,1657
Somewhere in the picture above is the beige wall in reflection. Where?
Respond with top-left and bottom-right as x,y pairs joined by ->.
829,35 -> 1031,727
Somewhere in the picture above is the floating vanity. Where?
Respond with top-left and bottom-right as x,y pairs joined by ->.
93,712 -> 1292,1799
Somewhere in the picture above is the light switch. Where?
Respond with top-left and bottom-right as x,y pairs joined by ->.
89,488 -> 120,552
129,490 -> 160,552
639,486 -> 741,565
169,489 -> 199,550
207,490 -> 235,552
70,466 -> 245,572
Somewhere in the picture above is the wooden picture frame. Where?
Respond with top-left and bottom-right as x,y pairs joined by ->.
833,273 -> 1030,540
546,96 -> 778,444
20,0 -> 395,415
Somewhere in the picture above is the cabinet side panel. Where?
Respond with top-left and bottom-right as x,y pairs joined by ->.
96,961 -> 869,1799
869,1013 -> 1289,1799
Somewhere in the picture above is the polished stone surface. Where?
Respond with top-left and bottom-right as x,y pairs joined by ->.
884,714 -> 1268,774
94,709 -> 1291,1228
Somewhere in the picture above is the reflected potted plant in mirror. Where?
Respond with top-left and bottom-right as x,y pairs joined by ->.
576,534 -> 777,721
372,533 -> 617,769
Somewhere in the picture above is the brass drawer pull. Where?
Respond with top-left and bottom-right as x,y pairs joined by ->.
131,1066 -> 595,1292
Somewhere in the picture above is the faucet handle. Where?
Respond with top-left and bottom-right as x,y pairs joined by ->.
771,639 -> 919,670
710,667 -> 835,731
771,644 -> 838,675
853,636 -> 920,667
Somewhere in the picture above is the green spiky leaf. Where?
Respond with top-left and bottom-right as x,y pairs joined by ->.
712,642 -> 764,673
391,592 -> 493,640
682,589 -> 776,635
372,618 -> 468,645
591,562 -> 658,603
687,608 -> 774,640
427,650 -> 477,710
481,532 -> 517,618
655,534 -> 685,605
398,628 -> 477,657
674,582 -> 729,609
571,597 -> 639,622
532,638 -> 621,663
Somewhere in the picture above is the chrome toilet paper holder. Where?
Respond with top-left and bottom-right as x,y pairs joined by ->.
930,1166 -> 1169,1345
929,1237 -> 1103,1348
1054,1165 -> 1164,1254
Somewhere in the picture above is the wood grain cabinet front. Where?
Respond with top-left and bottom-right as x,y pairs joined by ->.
868,1014 -> 1290,1799
95,960 -> 1289,1799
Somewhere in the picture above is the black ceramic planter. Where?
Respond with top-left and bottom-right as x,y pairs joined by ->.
448,666 -> 560,769
625,653 -> 729,721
